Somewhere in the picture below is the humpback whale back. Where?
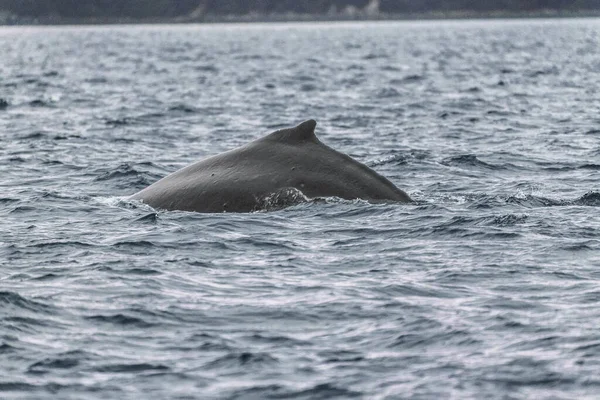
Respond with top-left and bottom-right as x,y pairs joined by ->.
130,120 -> 412,213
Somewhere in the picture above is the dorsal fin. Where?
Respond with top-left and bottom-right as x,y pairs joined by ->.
293,119 -> 317,140
264,119 -> 318,144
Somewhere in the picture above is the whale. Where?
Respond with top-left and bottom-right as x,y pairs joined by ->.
130,120 -> 412,213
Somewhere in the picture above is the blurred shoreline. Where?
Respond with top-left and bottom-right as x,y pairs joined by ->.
1,9 -> 600,26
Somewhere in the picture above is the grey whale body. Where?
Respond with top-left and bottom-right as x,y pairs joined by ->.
130,120 -> 411,213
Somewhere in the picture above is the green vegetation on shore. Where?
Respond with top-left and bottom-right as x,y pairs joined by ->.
1,0 -> 600,24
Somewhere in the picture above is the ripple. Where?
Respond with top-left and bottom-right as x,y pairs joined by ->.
195,64 -> 219,72
29,99 -> 51,107
0,382 -> 38,391
94,163 -> 152,188
135,212 -> 159,223
505,195 -> 562,208
168,104 -> 198,114
441,154 -> 505,170
85,314 -> 155,328
376,87 -> 401,98
489,214 -> 528,226
0,292 -> 54,313
232,383 -> 363,399
205,352 -> 278,369
94,363 -> 169,373
573,191 -> 600,207
28,356 -> 81,374
0,344 -> 18,358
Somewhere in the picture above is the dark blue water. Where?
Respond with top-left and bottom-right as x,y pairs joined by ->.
1,19 -> 600,399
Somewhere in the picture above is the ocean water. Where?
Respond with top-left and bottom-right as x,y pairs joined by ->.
1,18 -> 600,399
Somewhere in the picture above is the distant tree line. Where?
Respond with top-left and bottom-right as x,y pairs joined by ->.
380,0 -> 600,13
1,0 -> 600,19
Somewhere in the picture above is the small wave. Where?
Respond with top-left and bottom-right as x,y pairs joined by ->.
390,329 -> 476,349
505,194 -> 561,208
29,99 -> 52,108
572,341 -> 600,357
246,333 -> 309,346
0,382 -> 38,391
294,74 -> 316,82
195,64 -> 219,73
379,283 -> 461,299
94,163 -> 153,188
112,240 -> 156,249
4,316 -> 56,331
466,194 -> 506,209
506,192 -> 600,208
0,291 -> 53,313
478,365 -> 574,387
85,314 -> 155,328
20,132 -> 46,140
0,381 -> 82,394
229,385 -> 288,399
26,241 -> 94,250
577,290 -> 600,304
135,212 -> 159,223
340,76 -> 366,87
123,267 -> 162,276
0,197 -> 19,204
376,87 -> 401,98
528,67 -> 559,77
95,196 -> 135,209
560,242 -> 596,252
0,343 -> 18,354
573,191 -> 600,207
256,187 -> 309,212
28,356 -> 80,374
441,154 -> 504,170
438,111 -> 465,119
0,98 -> 8,109
232,383 -> 362,399
94,363 -> 169,373
363,52 -> 388,60
366,153 -> 409,167
390,74 -> 424,85
85,76 -> 108,83
544,164 -> 600,172
36,189 -> 86,201
104,112 -> 165,126
16,131 -> 80,141
8,205 -> 38,214
105,117 -> 131,126
419,213 -> 527,238
205,352 -> 278,369
485,109 -> 513,116
195,106 -> 225,116
320,349 -> 364,363
168,104 -> 198,114
380,65 -> 403,71
579,164 -> 600,170
489,214 -> 528,227
31,273 -> 61,281
300,83 -> 317,92
346,63 -> 365,71
402,74 -> 425,82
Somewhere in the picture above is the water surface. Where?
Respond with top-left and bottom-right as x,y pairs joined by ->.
1,19 -> 600,399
